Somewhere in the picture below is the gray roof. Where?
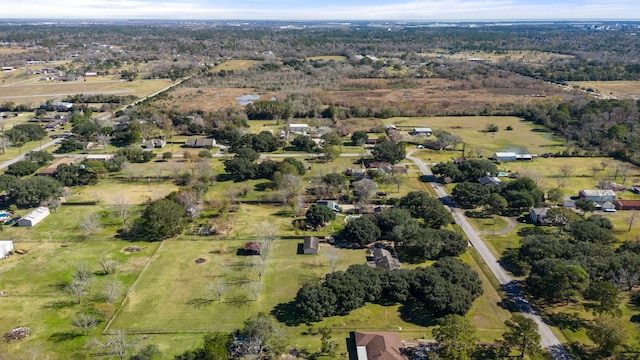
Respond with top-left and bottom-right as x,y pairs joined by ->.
303,236 -> 319,252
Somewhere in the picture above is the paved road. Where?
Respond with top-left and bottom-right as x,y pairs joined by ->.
0,138 -> 63,170
406,151 -> 572,360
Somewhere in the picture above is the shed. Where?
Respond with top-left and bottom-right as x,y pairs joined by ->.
493,152 -> 517,161
613,200 -> 640,210
412,127 -> 432,136
601,202 -> 616,212
302,236 -> 319,255
17,206 -> 50,227
289,123 -> 309,134
185,138 -> 216,148
579,190 -> 616,203
316,200 -> 340,212
0,240 -> 13,259
244,241 -> 261,255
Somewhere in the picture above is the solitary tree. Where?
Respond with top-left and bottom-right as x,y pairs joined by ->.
305,204 -> 336,229
587,315 -> 628,356
433,314 -> 477,360
500,315 -> 541,359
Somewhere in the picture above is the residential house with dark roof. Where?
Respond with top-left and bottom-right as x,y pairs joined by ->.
367,248 -> 400,270
302,236 -> 319,254
185,138 -> 216,148
353,331 -> 406,360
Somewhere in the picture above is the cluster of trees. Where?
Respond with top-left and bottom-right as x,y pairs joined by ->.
245,100 -> 293,120
228,131 -> 283,153
62,94 -> 138,104
132,197 -> 188,241
0,175 -> 64,207
4,123 -> 47,151
294,259 -> 482,323
338,206 -> 465,262
54,163 -> 99,186
224,149 -> 305,182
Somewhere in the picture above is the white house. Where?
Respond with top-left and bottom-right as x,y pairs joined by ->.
0,240 -> 13,259
17,207 -> 50,227
289,123 -> 309,134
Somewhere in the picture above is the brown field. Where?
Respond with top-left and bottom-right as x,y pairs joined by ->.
570,81 -> 640,98
0,47 -> 28,55
157,77 -> 567,114
0,78 -> 173,105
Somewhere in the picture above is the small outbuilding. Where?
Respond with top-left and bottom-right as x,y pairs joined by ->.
478,176 -> 501,186
412,127 -> 433,136
493,152 -> 517,161
614,200 -> 640,210
244,242 -> 261,255
289,123 -> 309,134
530,207 -> 550,224
17,206 -> 50,227
0,240 -> 13,259
302,236 -> 319,255
579,190 -> 616,203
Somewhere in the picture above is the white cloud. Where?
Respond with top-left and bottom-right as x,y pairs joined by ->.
1,0 -> 639,20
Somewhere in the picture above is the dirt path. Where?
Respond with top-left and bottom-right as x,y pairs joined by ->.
477,216 -> 518,235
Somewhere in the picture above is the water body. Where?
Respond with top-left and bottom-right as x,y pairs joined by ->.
236,94 -> 260,106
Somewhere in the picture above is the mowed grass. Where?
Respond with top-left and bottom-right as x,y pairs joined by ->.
0,240 -> 160,358
305,56 -> 348,62
570,81 -> 640,98
212,60 -> 261,71
385,116 -> 567,156
0,78 -> 172,105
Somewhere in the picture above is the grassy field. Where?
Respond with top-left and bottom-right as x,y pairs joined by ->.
570,81 -> 640,98
385,116 -> 567,157
305,56 -> 348,62
212,60 -> 261,71
0,78 -> 173,105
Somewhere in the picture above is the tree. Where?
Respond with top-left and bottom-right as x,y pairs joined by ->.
103,280 -> 123,304
8,176 -> 63,206
433,314 -> 477,360
321,132 -> 342,146
351,131 -> 368,146
340,216 -> 380,247
94,330 -> 138,360
452,182 -> 489,208
25,150 -> 54,165
399,191 -> 453,229
500,315 -> 541,359
371,140 -> 405,164
527,260 -> 589,304
241,313 -> 288,359
352,178 -> 378,202
305,204 -> 336,229
485,193 -> 508,215
431,162 -> 463,183
585,281 -> 621,316
72,312 -> 97,336
376,207 -> 412,236
5,161 -> 40,177
391,222 -> 443,262
55,138 -> 84,153
575,198 -> 596,214
98,257 -> 117,275
141,198 -> 187,240
587,315 -> 628,356
325,246 -> 339,273
547,188 -> 564,204
224,156 -> 257,181
174,333 -> 231,360
291,135 -> 316,152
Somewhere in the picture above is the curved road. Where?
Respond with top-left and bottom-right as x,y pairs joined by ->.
406,151 -> 572,360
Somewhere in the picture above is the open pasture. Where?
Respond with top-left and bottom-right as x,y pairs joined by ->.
0,78 -> 172,105
305,56 -> 347,62
157,86 -> 279,112
212,60 -> 261,71
387,115 -> 567,156
570,81 -> 640,98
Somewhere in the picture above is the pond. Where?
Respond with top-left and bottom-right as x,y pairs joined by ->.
236,94 -> 260,106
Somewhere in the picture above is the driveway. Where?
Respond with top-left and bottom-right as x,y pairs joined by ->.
406,150 -> 572,360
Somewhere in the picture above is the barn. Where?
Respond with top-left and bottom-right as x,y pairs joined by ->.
0,240 -> 13,259
17,207 -> 50,227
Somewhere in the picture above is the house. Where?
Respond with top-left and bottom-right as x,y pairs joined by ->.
0,240 -> 13,259
412,127 -> 432,136
392,165 -> 408,174
289,123 -> 309,134
51,102 -> 74,111
367,248 -> 401,270
493,152 -> 517,161
84,72 -> 97,77
302,236 -> 319,255
244,242 -> 261,255
185,138 -> 216,148
530,207 -> 550,224
353,332 -> 406,360
368,161 -> 393,173
579,190 -> 616,203
2,67 -> 15,71
478,176 -> 501,186
317,200 -> 340,212
17,206 -> 50,227
145,138 -> 166,149
36,157 -> 77,176
614,200 -> 640,210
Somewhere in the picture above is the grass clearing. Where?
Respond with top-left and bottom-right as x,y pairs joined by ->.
212,60 -> 261,71
305,56 -> 348,62
570,81 -> 640,98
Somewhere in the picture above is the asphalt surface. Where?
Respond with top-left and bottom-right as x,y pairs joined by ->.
0,138 -> 63,170
406,151 -> 572,360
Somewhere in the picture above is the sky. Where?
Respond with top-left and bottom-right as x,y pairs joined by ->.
1,0 -> 639,21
